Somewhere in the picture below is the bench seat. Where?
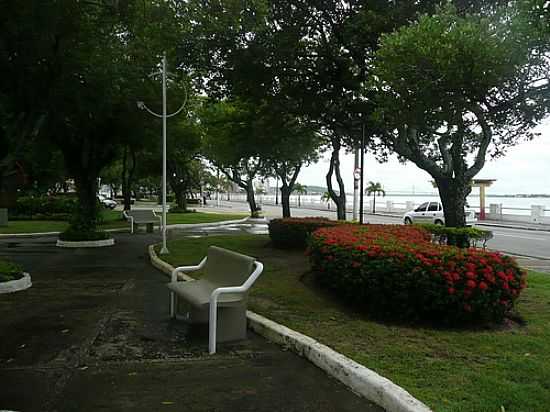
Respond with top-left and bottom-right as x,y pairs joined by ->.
168,246 -> 263,354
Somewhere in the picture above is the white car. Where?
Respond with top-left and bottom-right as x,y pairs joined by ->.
403,201 -> 476,226
98,195 -> 117,209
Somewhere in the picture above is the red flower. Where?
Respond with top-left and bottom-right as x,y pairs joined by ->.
465,271 -> 476,279
463,304 -> 472,312
448,287 -> 456,295
478,281 -> 488,291
466,280 -> 477,289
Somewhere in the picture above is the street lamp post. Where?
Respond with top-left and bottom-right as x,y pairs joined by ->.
137,53 -> 187,255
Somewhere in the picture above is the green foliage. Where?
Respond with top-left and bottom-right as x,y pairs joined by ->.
10,196 -> 77,219
268,217 -> 340,249
0,259 -> 23,283
168,206 -> 196,214
308,224 -> 526,324
58,228 -> 110,242
418,223 -> 494,248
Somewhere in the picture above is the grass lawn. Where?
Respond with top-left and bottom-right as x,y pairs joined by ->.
0,211 -> 246,234
158,234 -> 550,412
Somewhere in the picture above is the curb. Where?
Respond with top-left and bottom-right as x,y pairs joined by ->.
476,222 -> 550,233
56,238 -> 115,248
0,272 -> 32,294
148,243 -> 432,412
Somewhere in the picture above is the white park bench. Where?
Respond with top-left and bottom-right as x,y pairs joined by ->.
123,209 -> 162,234
167,246 -> 264,354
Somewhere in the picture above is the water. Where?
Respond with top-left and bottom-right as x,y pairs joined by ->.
231,194 -> 550,216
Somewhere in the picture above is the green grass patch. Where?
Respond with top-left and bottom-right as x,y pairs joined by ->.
0,211 -> 246,234
159,234 -> 550,412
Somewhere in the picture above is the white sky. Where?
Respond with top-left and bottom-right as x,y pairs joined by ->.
297,120 -> 550,195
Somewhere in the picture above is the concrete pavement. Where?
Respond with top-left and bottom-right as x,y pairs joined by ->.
0,233 -> 381,412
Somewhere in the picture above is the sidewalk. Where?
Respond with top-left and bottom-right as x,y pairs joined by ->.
0,233 -> 380,412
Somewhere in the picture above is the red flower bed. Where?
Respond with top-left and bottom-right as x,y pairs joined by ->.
308,224 -> 527,323
268,217 -> 340,249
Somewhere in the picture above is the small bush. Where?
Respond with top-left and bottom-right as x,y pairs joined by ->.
419,224 -> 493,248
308,224 -> 526,324
169,206 -> 196,214
59,229 -> 110,242
268,217 -> 340,249
10,196 -> 77,219
0,259 -> 23,283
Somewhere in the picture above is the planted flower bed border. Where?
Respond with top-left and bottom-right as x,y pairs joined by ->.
308,224 -> 526,324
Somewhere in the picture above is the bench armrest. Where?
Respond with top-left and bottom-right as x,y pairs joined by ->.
209,261 -> 263,301
171,257 -> 207,282
208,261 -> 264,353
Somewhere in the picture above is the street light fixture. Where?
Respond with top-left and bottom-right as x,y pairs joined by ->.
137,53 -> 187,255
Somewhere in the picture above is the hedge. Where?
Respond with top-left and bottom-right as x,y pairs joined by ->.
9,196 -> 77,219
58,229 -> 110,242
308,224 -> 526,324
418,223 -> 494,248
268,217 -> 340,249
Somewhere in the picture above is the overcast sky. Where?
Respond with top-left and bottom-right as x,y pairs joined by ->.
296,120 -> 550,195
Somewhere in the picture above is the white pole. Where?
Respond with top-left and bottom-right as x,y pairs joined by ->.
160,53 -> 169,255
352,149 -> 360,221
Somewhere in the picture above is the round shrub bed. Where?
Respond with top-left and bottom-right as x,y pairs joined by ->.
57,228 -> 114,247
0,259 -> 32,294
268,217 -> 340,249
308,224 -> 526,324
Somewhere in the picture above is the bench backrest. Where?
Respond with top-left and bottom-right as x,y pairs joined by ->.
127,210 -> 156,221
203,246 -> 255,288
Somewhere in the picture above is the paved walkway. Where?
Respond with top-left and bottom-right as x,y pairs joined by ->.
0,233 -> 381,412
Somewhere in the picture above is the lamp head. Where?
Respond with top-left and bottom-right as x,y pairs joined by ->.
136,101 -> 145,110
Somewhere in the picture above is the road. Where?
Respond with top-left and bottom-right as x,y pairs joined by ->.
195,200 -> 550,263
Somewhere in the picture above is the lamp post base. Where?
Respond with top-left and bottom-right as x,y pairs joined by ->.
160,246 -> 170,255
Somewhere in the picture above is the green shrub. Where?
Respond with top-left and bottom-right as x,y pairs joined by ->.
308,224 -> 526,324
169,206 -> 196,214
268,217 -> 340,249
418,224 -> 494,248
59,228 -> 110,242
0,259 -> 23,283
10,196 -> 77,219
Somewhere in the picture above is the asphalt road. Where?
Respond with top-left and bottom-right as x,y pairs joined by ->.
199,200 -> 550,261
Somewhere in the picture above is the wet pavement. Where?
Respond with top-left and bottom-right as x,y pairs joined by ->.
0,232 -> 382,412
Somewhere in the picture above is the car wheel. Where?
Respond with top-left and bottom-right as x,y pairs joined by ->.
434,220 -> 444,225
404,217 -> 413,225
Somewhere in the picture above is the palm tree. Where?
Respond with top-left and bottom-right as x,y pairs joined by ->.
366,181 -> 386,214
292,183 -> 307,207
321,191 -> 332,209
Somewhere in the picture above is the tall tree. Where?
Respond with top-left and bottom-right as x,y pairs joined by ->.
372,4 -> 550,228
0,0 -> 185,234
201,100 -> 265,217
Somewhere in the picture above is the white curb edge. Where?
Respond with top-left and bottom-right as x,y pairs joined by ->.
148,243 -> 432,412
56,238 -> 115,248
0,272 -> 32,294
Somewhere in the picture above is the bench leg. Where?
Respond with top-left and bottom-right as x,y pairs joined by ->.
146,223 -> 153,233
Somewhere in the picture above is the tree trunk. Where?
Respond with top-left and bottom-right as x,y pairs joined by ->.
280,185 -> 291,218
245,179 -> 259,217
436,176 -> 472,247
373,195 -> 376,214
325,140 -> 347,220
73,173 -> 99,232
121,147 -> 136,211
